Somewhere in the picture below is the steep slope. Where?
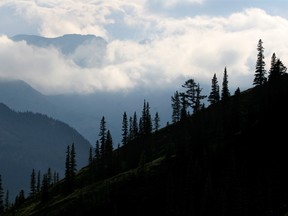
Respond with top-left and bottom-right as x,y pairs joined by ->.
4,74 -> 288,216
0,103 -> 91,201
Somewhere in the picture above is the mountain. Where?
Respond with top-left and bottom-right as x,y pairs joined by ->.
0,80 -> 173,147
10,34 -> 107,68
0,103 -> 91,201
3,74 -> 288,215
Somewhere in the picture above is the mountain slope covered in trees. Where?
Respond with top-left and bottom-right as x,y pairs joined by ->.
0,103 -> 91,202
3,71 -> 288,216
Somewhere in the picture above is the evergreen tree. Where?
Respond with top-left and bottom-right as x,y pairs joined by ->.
253,39 -> 267,86
95,140 -> 101,161
88,146 -> 93,165
4,190 -> 10,211
70,143 -> 77,180
154,112 -> 160,132
47,168 -> 52,186
140,100 -> 152,135
41,174 -> 49,202
171,91 -> 181,123
64,145 -> 71,193
30,169 -> 36,196
269,57 -> 287,81
193,83 -> 207,113
14,190 -> 25,207
0,175 -> 3,214
37,171 -> 41,193
132,112 -> 138,139
182,78 -> 206,114
105,130 -> 113,157
129,116 -> 133,141
221,67 -> 230,101
139,117 -> 144,135
53,171 -> 58,184
104,130 -> 113,174
208,73 -> 220,105
182,78 -> 197,111
99,116 -> 107,157
121,112 -> 128,146
268,52 -> 277,81
234,87 -> 241,96
180,92 -> 188,120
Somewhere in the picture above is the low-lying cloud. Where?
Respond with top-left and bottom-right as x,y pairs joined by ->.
1,0 -> 288,95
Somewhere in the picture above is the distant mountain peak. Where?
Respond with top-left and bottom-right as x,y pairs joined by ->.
10,33 -> 108,68
10,34 -> 107,55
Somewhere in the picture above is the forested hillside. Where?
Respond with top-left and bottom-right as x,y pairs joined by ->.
0,103 -> 91,202
2,66 -> 288,215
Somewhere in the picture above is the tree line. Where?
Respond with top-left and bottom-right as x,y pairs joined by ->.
1,38 -> 287,214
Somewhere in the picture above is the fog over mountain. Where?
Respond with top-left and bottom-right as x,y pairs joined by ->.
10,34 -> 107,68
0,79 -> 173,147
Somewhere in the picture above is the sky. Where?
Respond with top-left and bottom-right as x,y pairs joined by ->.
1,0 -> 288,95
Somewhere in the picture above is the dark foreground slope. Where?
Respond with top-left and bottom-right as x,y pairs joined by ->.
3,74 -> 288,216
0,103 -> 91,201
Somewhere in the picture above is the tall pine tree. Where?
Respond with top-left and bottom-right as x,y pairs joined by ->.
253,39 -> 267,86
99,116 -> 107,158
121,112 -> 128,146
30,169 -> 36,197
268,53 -> 287,81
208,73 -> 220,105
171,91 -> 181,123
221,67 -> 230,101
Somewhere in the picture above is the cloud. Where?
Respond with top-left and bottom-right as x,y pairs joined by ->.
147,0 -> 204,9
1,2 -> 288,95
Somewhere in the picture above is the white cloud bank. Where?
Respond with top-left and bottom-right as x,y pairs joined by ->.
1,0 -> 288,95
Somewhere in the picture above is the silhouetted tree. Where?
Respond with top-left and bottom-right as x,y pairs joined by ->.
140,100 -> 152,135
253,39 -> 267,85
64,145 -> 72,193
0,175 -> 3,213
234,87 -> 241,96
88,146 -> 93,165
208,73 -> 220,105
37,171 -> 41,193
105,130 -> 113,156
64,143 -> 76,193
53,171 -> 58,184
182,78 -> 197,111
194,83 -> 207,113
14,190 -> 25,207
182,78 -> 206,114
132,112 -> 138,138
30,169 -> 36,197
268,53 -> 287,81
99,116 -> 107,158
104,130 -> 113,174
154,112 -> 160,131
4,190 -> 10,211
180,92 -> 188,120
268,52 -> 277,81
41,174 -> 49,202
95,140 -> 100,161
221,67 -> 230,101
121,112 -> 128,146
47,168 -> 52,186
70,143 -> 77,180
171,91 -> 181,123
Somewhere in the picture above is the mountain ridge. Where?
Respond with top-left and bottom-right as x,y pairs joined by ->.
0,102 -> 92,201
